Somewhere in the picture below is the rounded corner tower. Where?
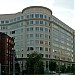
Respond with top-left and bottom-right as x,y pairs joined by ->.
22,6 -> 52,15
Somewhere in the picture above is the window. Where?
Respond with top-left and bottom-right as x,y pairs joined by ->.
14,18 -> 16,22
35,14 -> 39,18
35,34 -> 39,38
49,29 -> 50,32
22,54 -> 23,57
21,16 -> 23,20
12,31 -> 15,34
40,21 -> 43,24
45,34 -> 48,39
45,48 -> 48,51
49,42 -> 50,45
41,54 -> 43,57
17,17 -> 20,21
30,21 -> 33,25
30,14 -> 34,18
30,34 -> 33,38
1,21 -> 4,24
30,47 -> 34,50
35,27 -> 39,31
45,28 -> 48,32
27,28 -> 29,31
27,21 -> 29,25
27,15 -> 29,19
45,15 -> 47,19
21,28 -> 23,32
5,20 -> 9,23
35,20 -> 39,24
40,47 -> 43,50
30,27 -> 33,31
45,54 -> 48,57
49,17 -> 50,20
40,14 -> 43,18
40,27 -> 43,31
45,41 -> 48,45
27,34 -> 29,38
40,34 -> 43,38
27,47 -> 34,50
30,40 -> 34,44
35,40 -> 39,44
35,47 -> 39,50
40,40 -> 43,44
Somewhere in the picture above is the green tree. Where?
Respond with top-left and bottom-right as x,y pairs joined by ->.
49,61 -> 57,71
26,52 -> 44,74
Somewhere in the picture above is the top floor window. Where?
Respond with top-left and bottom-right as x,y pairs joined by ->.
35,14 -> 39,18
40,14 -> 43,18
1,21 -> 4,24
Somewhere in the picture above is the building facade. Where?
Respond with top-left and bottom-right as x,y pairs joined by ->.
0,32 -> 14,75
0,6 -> 74,71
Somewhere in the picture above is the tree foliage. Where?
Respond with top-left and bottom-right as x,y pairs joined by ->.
25,52 -> 44,74
49,61 -> 57,71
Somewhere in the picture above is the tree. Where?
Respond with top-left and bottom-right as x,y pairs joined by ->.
49,61 -> 57,71
15,63 -> 20,75
25,52 -> 44,74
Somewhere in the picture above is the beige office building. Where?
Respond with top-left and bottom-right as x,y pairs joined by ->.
0,6 -> 74,71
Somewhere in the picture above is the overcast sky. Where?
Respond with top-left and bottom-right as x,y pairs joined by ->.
0,0 -> 74,29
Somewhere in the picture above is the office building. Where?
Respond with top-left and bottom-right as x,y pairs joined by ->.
0,32 -> 14,75
0,6 -> 74,71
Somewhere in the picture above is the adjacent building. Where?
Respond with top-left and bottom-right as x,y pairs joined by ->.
0,6 -> 74,71
0,32 -> 14,75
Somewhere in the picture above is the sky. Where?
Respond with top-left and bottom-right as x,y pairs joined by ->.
0,0 -> 74,29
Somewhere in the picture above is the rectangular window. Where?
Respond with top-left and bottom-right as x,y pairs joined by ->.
12,31 -> 15,34
35,34 -> 39,38
30,40 -> 34,44
40,47 -> 43,50
40,34 -> 43,38
35,47 -> 39,50
45,48 -> 48,51
27,28 -> 29,31
30,21 -> 33,25
30,34 -> 33,37
27,21 -> 29,25
35,14 -> 39,18
27,15 -> 30,19
17,17 -> 20,21
35,40 -> 39,44
45,54 -> 48,57
40,40 -> 43,44
5,20 -> 9,23
40,27 -> 43,31
30,27 -> 33,31
45,34 -> 48,39
35,20 -> 39,24
45,28 -> 48,32
45,41 -> 48,45
1,21 -> 4,24
30,14 -> 34,18
35,27 -> 39,31
45,15 -> 47,19
21,16 -> 23,20
40,21 -> 43,24
40,14 -> 43,18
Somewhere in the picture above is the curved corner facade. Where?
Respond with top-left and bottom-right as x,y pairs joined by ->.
0,6 -> 75,71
